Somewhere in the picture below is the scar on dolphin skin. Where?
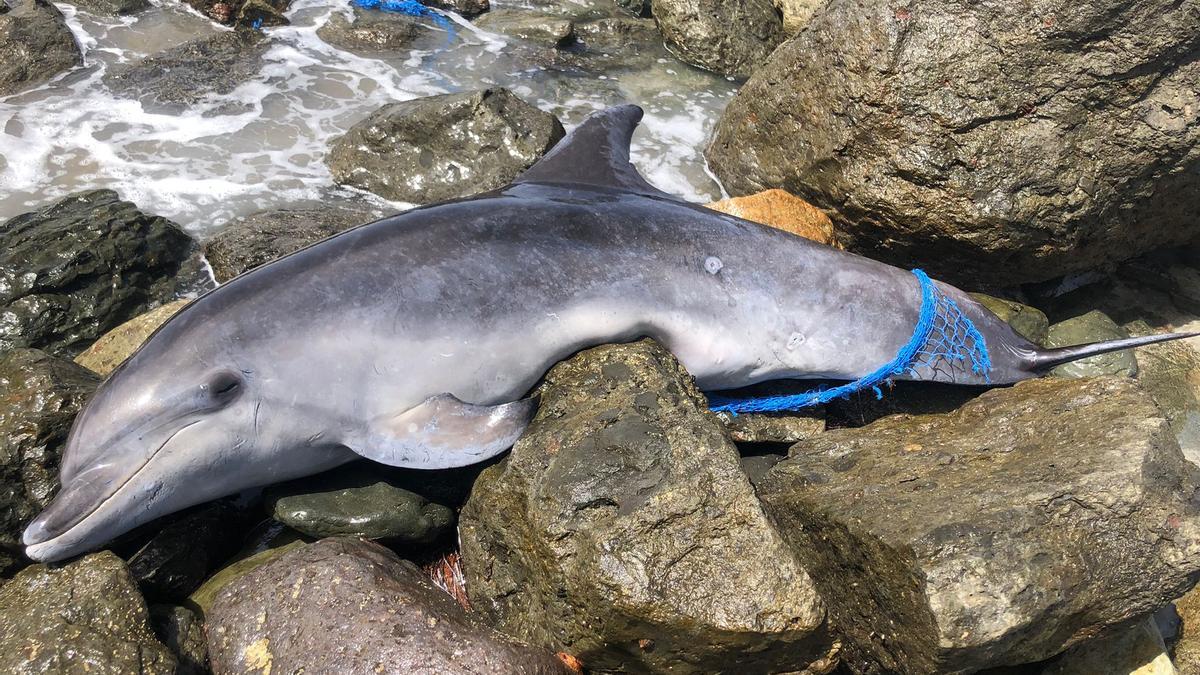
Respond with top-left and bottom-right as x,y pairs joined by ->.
22,104 -> 1198,563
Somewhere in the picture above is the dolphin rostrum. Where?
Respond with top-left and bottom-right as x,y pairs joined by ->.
23,105 -> 1196,562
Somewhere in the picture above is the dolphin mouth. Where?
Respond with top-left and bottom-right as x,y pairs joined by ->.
22,419 -> 202,550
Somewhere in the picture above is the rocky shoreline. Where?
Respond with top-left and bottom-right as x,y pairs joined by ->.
2,0 -> 1200,673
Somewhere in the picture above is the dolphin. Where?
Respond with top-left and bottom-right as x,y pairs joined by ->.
23,105 -> 1196,562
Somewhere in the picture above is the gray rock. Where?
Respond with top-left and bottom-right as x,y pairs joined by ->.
1126,320 -> 1200,467
186,523 -> 308,618
317,6 -> 433,54
0,190 -> 199,356
706,0 -> 1200,286
1046,310 -> 1137,378
757,376 -> 1200,674
327,88 -> 565,204
265,462 -> 455,544
459,339 -> 836,674
475,8 -> 574,46
0,0 -> 81,98
149,605 -> 208,675
206,537 -> 575,674
203,205 -> 378,283
181,0 -> 289,26
969,293 -> 1050,345
106,29 -> 269,109
574,14 -> 658,47
0,551 -> 176,674
651,0 -> 784,78
772,0 -> 825,33
0,348 -> 98,574
72,0 -> 150,15
1041,616 -> 1176,675
127,499 -> 256,602
424,0 -> 488,17
718,408 -> 824,445
614,0 -> 650,17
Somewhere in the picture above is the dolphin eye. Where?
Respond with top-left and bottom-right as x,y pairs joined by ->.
205,370 -> 243,404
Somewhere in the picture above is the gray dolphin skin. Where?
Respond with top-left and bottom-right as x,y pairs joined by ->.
23,105 -> 1197,562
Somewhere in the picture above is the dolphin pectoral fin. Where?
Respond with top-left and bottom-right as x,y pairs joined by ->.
352,394 -> 538,469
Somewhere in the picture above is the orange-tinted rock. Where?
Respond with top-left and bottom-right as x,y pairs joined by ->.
706,189 -> 842,248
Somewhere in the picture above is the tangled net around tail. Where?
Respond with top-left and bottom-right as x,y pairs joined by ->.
707,269 -> 991,415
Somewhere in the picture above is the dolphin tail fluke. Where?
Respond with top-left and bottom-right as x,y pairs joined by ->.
1026,332 -> 1200,372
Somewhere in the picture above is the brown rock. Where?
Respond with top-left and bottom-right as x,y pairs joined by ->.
74,299 -> 189,376
706,189 -> 842,248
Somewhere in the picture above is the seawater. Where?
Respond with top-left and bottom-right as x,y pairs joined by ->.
0,0 -> 736,237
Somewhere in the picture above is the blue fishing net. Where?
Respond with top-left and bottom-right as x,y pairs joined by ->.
352,0 -> 454,31
707,269 -> 992,414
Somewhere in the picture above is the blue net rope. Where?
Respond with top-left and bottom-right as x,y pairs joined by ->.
707,269 -> 991,415
351,0 -> 454,32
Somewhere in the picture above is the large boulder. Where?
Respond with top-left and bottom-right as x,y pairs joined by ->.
459,339 -> 836,674
317,6 -> 435,54
327,88 -> 565,204
0,349 -> 99,574
182,0 -> 289,26
1045,310 -> 1137,379
1126,320 -> 1200,467
757,376 -> 1200,674
706,0 -> 1200,286
0,0 -> 81,98
106,29 -> 269,109
651,0 -> 784,78
0,190 -> 198,356
475,9 -> 575,47
206,537 -> 575,674
203,205 -> 378,282
0,551 -> 176,673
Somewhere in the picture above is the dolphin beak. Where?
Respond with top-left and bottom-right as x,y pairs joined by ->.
22,461 -> 128,549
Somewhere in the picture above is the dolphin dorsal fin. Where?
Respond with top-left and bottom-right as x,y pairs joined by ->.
514,104 -> 677,199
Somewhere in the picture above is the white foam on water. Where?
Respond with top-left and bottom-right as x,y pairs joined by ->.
0,0 -> 735,235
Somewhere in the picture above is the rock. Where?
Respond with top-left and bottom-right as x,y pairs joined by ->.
0,348 -> 99,574
0,190 -> 199,357
1046,310 -> 1138,378
1043,617 -> 1177,675
149,605 -> 208,675
772,0 -> 824,33
265,462 -> 455,543
74,299 -> 189,376
718,408 -> 824,445
187,523 -> 307,617
574,15 -> 659,49
0,0 -> 81,98
0,551 -> 176,674
106,29 -> 269,109
327,88 -> 565,204
459,339 -> 836,673
203,205 -> 377,282
706,189 -> 842,248
651,0 -> 784,78
475,9 -> 575,46
72,0 -> 151,15
969,293 -> 1050,345
706,0 -> 1200,287
614,0 -> 650,16
181,0 -> 288,26
1174,584 -> 1200,674
757,376 -> 1200,674
424,0 -> 488,17
1126,320 -> 1200,467
206,537 -> 575,674
317,6 -> 432,53
127,499 -> 256,602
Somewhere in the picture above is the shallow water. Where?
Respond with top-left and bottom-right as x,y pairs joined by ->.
0,0 -> 736,237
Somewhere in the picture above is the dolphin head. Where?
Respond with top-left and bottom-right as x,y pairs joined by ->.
22,301 -> 356,562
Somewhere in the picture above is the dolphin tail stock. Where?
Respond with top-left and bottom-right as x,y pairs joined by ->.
1024,331 -> 1200,372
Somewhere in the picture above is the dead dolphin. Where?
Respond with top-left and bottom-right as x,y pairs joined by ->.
23,105 -> 1196,562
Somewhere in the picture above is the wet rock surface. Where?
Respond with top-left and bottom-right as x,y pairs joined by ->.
107,29 -> 270,110
149,605 -> 208,675
758,376 -> 1200,674
970,293 -> 1050,346
206,537 -> 575,674
0,551 -> 176,674
317,6 -> 434,53
706,0 -> 1200,286
187,524 -> 307,617
265,462 -> 456,543
0,0 -> 81,98
651,0 -> 784,78
1046,310 -> 1137,378
74,299 -> 189,376
72,0 -> 151,15
425,0 -> 488,17
0,190 -> 198,356
202,204 -> 379,282
0,348 -> 98,574
475,9 -> 575,46
1127,320 -> 1200,466
1043,617 -> 1176,675
182,0 -> 289,27
459,339 -> 835,674
328,88 -> 565,203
